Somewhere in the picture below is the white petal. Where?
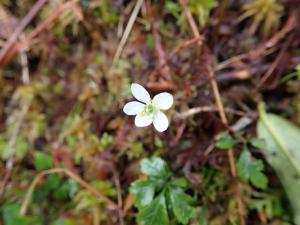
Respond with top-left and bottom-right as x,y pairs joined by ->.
135,114 -> 153,127
153,112 -> 169,132
153,92 -> 173,110
131,83 -> 151,104
123,101 -> 145,115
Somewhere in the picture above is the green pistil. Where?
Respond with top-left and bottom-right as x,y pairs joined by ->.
144,104 -> 154,114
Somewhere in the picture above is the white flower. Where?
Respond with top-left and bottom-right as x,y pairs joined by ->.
123,83 -> 173,132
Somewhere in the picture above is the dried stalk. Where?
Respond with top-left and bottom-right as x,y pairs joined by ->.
181,2 -> 245,224
20,168 -> 117,216
110,0 -> 144,70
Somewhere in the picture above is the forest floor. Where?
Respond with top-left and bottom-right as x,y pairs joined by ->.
1,0 -> 300,225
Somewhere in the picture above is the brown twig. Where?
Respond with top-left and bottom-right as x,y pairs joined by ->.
257,35 -> 292,88
19,34 -> 30,84
0,101 -> 30,195
20,168 -> 117,216
169,36 -> 203,58
0,0 -> 48,63
208,69 -> 245,225
215,15 -> 297,71
152,21 -> 172,81
147,36 -> 203,86
173,105 -> 255,120
170,122 -> 186,147
0,1 -> 74,68
181,2 -> 245,224
112,167 -> 124,225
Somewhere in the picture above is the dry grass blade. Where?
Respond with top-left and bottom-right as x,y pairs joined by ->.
110,0 -> 144,70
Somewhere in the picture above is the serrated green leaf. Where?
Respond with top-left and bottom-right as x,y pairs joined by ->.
130,180 -> 155,208
137,194 -> 169,225
140,157 -> 170,179
132,157 -> 197,225
237,148 -> 268,189
34,152 -> 53,170
169,187 -> 195,225
215,132 -> 237,149
257,105 -> 300,224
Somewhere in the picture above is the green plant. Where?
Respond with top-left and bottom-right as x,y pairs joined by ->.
165,0 -> 217,30
189,0 -> 218,28
215,132 -> 237,149
74,181 -> 116,223
239,0 -> 283,37
257,103 -> 300,224
249,191 -> 283,220
130,157 -> 195,225
237,146 -> 268,190
214,132 -> 268,190
281,64 -> 300,83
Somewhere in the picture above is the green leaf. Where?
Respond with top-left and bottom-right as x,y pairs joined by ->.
197,206 -> 208,225
237,148 -> 268,189
53,181 -> 71,200
257,104 -> 300,224
137,194 -> 169,225
250,138 -> 266,149
170,177 -> 188,188
99,132 -> 113,149
249,169 -> 268,190
15,136 -> 29,160
1,135 -> 28,161
34,152 -> 53,170
52,218 -> 77,225
140,157 -> 170,179
165,1 -> 180,17
0,135 -> 8,160
146,35 -> 155,48
169,187 -> 195,225
1,203 -> 37,225
130,180 -> 155,208
215,132 -> 237,149
249,192 -> 283,220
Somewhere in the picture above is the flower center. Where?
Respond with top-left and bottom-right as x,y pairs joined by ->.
144,104 -> 154,114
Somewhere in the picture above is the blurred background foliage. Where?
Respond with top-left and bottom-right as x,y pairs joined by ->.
0,0 -> 300,224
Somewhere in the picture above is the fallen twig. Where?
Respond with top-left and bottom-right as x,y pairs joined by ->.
152,21 -> 172,81
20,168 -> 118,216
0,1 -> 75,68
113,167 -> 124,225
169,36 -> 203,58
174,105 -> 255,120
215,15 -> 297,71
19,34 -> 30,84
181,1 -> 245,224
0,102 -> 30,195
0,0 -> 47,64
257,34 -> 292,88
